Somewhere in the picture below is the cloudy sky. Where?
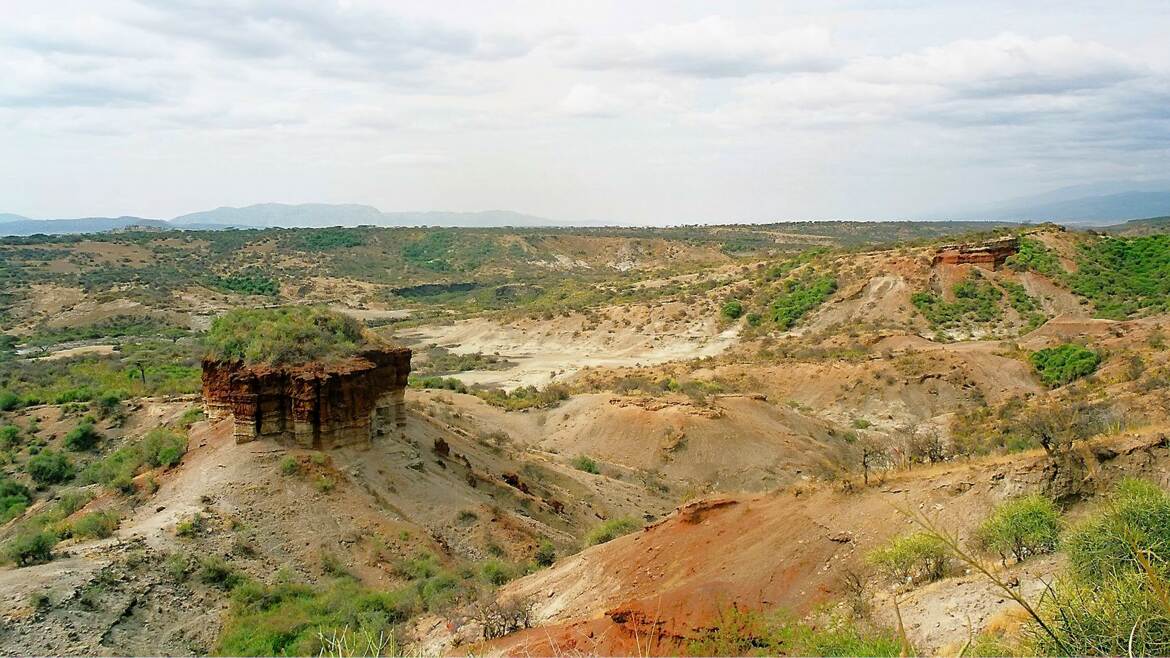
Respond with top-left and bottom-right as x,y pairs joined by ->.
2,0 -> 1168,223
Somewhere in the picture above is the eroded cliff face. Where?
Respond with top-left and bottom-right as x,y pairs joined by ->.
932,236 -> 1019,269
201,348 -> 411,449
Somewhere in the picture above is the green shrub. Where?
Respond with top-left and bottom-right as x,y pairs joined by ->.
866,531 -> 949,585
4,531 -> 56,566
203,306 -> 369,366
1064,478 -> 1170,580
1006,237 -> 1064,278
571,455 -> 600,474
721,299 -> 744,320
480,558 -> 515,586
72,510 -> 120,539
585,517 -> 641,546
534,540 -> 556,567
974,494 -> 1061,563
279,456 -> 299,476
0,390 -> 21,411
64,421 -> 102,451
26,450 -> 74,486
1029,344 -> 1101,387
0,477 -> 32,523
0,425 -> 20,448
176,513 -> 205,538
198,555 -> 244,589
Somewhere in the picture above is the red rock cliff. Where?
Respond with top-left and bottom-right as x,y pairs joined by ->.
932,236 -> 1019,270
201,347 -> 411,449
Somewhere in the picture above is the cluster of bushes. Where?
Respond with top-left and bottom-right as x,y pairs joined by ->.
217,547 -> 536,656
294,229 -> 365,251
203,306 -> 369,366
1029,344 -> 1101,387
64,420 -> 102,451
80,427 -> 187,492
414,346 -> 514,376
911,273 -> 1003,329
2,490 -> 92,566
571,455 -> 600,474
0,342 -> 201,410
1068,235 -> 1170,319
949,396 -> 1123,457
407,375 -> 467,392
22,315 -> 186,350
209,271 -> 280,297
474,383 -> 571,411
769,274 -> 838,330
720,299 -> 744,320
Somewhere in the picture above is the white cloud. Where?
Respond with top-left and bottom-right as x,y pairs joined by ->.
557,84 -> 624,117
569,16 -> 839,77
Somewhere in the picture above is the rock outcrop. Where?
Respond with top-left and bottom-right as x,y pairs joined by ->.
201,347 -> 411,449
932,236 -> 1019,269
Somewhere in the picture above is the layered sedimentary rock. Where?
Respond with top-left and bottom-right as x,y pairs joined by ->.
201,348 -> 411,449
932,236 -> 1019,270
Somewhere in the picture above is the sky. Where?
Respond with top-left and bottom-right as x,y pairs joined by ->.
1,0 -> 1168,223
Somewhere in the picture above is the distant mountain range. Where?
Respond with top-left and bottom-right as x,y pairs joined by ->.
949,180 -> 1170,224
0,204 -> 569,236
4,181 -> 1170,236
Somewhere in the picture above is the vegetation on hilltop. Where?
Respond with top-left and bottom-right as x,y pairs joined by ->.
1068,234 -> 1170,319
202,306 -> 375,366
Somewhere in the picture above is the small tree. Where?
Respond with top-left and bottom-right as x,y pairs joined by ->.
974,494 -> 1061,564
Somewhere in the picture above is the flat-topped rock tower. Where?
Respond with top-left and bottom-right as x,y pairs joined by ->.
932,235 -> 1019,270
201,347 -> 411,449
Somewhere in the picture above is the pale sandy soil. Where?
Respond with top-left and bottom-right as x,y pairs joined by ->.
400,314 -> 739,390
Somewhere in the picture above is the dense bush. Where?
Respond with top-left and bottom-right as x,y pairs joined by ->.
26,450 -> 74,486
295,228 -> 365,251
475,383 -> 570,411
866,532 -> 949,585
210,271 -> 280,297
64,421 -> 102,451
974,494 -> 1061,563
584,517 -> 641,546
721,299 -> 744,320
203,306 -> 369,365
1029,344 -> 1100,387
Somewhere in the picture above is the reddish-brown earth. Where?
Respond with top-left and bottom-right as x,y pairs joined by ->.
201,348 -> 411,448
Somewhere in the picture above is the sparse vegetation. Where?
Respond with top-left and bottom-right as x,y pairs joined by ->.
687,607 -> 903,657
571,455 -> 600,474
584,516 -> 641,546
769,274 -> 838,330
911,273 -> 1002,329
